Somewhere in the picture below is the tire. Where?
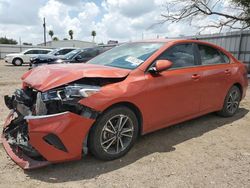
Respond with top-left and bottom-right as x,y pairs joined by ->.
89,106 -> 139,160
217,86 -> 241,117
12,58 -> 23,66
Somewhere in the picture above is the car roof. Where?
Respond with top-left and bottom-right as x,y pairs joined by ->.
57,47 -> 78,50
25,48 -> 52,51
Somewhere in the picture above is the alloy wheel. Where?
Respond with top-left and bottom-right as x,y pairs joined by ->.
227,89 -> 240,114
100,114 -> 134,155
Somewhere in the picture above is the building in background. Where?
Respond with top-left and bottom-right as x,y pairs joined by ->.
0,40 -> 97,59
38,40 -> 96,48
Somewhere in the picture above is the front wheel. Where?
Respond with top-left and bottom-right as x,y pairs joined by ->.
217,86 -> 241,117
12,58 -> 23,66
88,106 -> 139,160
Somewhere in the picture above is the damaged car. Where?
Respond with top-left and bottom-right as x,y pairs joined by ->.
2,39 -> 248,169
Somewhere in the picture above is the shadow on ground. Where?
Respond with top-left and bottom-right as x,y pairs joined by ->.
26,108 -> 249,183
4,64 -> 29,67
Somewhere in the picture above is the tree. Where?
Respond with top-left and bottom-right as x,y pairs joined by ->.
0,37 -> 17,44
48,30 -> 54,39
91,30 -> 96,42
23,42 -> 32,45
159,0 -> 250,33
53,37 -> 59,41
68,30 -> 73,40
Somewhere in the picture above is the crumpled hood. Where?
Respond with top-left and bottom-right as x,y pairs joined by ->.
22,63 -> 130,92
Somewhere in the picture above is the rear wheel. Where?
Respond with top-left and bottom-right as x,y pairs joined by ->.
12,58 -> 23,66
89,106 -> 138,160
217,86 -> 241,117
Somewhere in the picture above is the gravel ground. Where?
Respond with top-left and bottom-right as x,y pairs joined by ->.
0,61 -> 250,188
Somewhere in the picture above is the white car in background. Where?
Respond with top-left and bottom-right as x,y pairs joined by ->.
4,48 -> 52,66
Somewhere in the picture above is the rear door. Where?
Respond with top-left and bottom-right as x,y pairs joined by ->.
195,43 -> 233,112
144,43 -> 203,131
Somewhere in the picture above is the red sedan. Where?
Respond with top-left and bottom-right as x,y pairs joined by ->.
2,39 -> 248,169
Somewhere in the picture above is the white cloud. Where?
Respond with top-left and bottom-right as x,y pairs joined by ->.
0,0 -> 43,25
0,0 -> 233,45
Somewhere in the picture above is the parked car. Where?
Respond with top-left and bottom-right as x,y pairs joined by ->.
29,47 -> 78,67
4,48 -> 52,66
30,46 -> 115,68
48,47 -> 77,56
2,39 -> 248,169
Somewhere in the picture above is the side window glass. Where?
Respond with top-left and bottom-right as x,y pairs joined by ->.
24,50 -> 34,54
198,45 -> 224,65
64,49 -> 72,54
220,52 -> 230,63
158,44 -> 195,68
40,50 -> 49,54
55,50 -> 63,55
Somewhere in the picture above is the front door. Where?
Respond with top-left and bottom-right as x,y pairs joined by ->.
143,43 -> 202,132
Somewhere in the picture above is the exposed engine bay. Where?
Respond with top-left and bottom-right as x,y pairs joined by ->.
2,77 -> 124,162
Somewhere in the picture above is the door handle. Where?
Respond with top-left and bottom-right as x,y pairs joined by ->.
225,69 -> 231,74
191,74 -> 201,80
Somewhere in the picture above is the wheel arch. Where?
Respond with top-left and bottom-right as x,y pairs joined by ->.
12,57 -> 23,65
232,82 -> 243,100
86,101 -> 143,143
105,102 -> 143,135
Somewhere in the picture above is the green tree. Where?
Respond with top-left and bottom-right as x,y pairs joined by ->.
23,42 -> 32,45
91,30 -> 96,42
48,30 -> 54,39
0,37 -> 17,44
68,30 -> 73,40
53,37 -> 59,41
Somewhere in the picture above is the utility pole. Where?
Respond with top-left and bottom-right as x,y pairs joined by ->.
43,17 -> 46,46
19,37 -> 22,52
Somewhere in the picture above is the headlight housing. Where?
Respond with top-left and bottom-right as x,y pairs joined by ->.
41,84 -> 100,101
64,84 -> 100,98
55,59 -> 64,63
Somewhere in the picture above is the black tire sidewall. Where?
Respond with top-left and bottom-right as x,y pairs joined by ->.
220,86 -> 241,117
13,58 -> 23,66
89,106 -> 139,160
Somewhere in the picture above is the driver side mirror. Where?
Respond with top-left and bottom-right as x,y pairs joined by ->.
149,60 -> 173,73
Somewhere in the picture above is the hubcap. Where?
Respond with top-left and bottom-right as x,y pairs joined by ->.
100,114 -> 134,154
227,90 -> 240,114
15,59 -> 22,65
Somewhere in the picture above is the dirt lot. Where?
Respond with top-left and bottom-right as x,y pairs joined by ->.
0,61 -> 250,188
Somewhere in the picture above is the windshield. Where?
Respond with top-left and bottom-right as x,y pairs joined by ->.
63,49 -> 81,60
87,42 -> 164,70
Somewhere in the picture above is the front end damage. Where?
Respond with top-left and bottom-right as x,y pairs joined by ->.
2,85 -> 98,169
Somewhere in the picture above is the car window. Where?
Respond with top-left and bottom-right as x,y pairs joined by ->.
24,50 -> 35,54
39,50 -> 50,54
220,52 -> 230,63
24,50 -> 49,54
78,49 -> 98,59
88,42 -> 164,70
198,45 -> 225,65
63,49 -> 74,54
55,49 -> 65,55
157,43 -> 195,68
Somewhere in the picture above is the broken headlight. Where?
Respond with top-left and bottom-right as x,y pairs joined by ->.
64,84 -> 100,98
41,84 -> 100,101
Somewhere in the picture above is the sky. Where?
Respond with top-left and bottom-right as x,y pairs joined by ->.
0,0 -> 230,45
